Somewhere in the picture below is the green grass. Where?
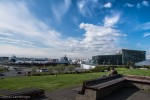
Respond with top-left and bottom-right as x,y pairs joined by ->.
0,68 -> 149,91
0,72 -> 106,91
116,68 -> 150,76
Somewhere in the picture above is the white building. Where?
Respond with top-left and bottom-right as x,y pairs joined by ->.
80,64 -> 96,69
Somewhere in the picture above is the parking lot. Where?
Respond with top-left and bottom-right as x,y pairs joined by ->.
0,66 -> 31,78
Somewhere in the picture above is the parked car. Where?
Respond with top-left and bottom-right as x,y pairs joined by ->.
16,72 -> 22,74
0,73 -> 5,76
38,68 -> 48,72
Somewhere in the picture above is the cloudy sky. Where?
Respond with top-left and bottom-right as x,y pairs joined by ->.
0,0 -> 150,59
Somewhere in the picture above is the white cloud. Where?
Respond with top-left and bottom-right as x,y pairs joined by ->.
103,2 -> 112,8
0,37 -> 36,48
124,3 -> 134,7
64,12 -> 126,57
0,44 -> 67,58
0,1 -> 126,58
137,3 -> 142,9
143,33 -> 150,37
142,1 -> 149,7
124,1 -> 149,9
136,43 -> 141,47
77,0 -> 98,17
103,14 -> 120,27
63,20 -> 126,57
0,2 -> 40,37
77,0 -> 87,16
0,1 -> 66,57
139,22 -> 150,30
51,0 -> 71,22
136,1 -> 149,9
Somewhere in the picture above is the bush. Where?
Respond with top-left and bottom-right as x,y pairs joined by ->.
0,67 -> 8,72
33,72 -> 55,76
115,65 -> 130,69
75,70 -> 81,74
34,73 -> 41,76
84,70 -> 91,73
143,66 -> 150,70
91,66 -> 109,72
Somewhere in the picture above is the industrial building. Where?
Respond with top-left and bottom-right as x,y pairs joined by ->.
92,49 -> 146,65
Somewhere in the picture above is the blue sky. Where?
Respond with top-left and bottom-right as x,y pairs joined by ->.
0,0 -> 150,58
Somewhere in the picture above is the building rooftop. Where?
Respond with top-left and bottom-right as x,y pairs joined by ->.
135,59 -> 150,66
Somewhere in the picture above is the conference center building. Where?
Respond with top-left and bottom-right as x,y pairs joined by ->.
92,49 -> 146,65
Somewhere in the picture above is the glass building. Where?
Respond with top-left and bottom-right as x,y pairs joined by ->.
92,49 -> 146,65
92,55 -> 122,65
122,49 -> 146,65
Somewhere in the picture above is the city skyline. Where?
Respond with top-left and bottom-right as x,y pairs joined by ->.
0,0 -> 150,59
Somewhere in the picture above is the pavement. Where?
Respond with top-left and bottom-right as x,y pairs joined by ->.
0,67 -> 31,78
43,86 -> 79,100
42,87 -> 150,100
0,82 -> 149,100
99,88 -> 150,100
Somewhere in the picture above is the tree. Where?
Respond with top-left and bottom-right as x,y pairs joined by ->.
47,66 -> 54,74
55,64 -> 65,74
67,65 -> 75,73
127,61 -> 134,69
31,66 -> 37,75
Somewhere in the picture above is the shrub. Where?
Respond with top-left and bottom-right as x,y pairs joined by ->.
84,70 -> 91,73
116,65 -> 129,69
91,66 -> 109,72
0,67 -> 8,72
34,73 -> 41,76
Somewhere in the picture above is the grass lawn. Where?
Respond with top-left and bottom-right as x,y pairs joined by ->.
116,68 -> 150,76
0,68 -> 149,91
0,72 -> 106,91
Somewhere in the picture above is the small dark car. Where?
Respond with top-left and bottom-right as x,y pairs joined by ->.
16,72 -> 22,74
0,73 -> 5,76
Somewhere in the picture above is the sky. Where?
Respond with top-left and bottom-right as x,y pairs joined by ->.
0,0 -> 150,59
